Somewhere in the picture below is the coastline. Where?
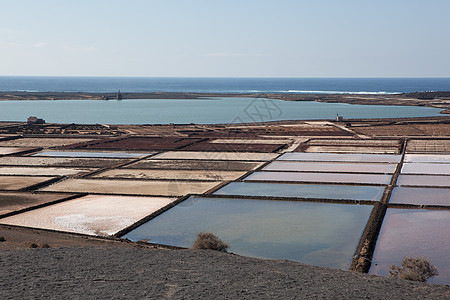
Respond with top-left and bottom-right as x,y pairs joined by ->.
0,91 -> 449,114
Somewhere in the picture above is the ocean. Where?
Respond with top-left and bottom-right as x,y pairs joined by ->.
1,76 -> 449,94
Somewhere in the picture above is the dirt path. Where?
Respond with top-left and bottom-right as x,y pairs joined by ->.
0,247 -> 448,299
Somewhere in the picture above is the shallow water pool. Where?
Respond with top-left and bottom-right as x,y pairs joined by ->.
123,196 -> 373,269
214,182 -> 385,201
264,161 -> 396,174
389,187 -> 450,206
370,208 -> 450,285
244,171 -> 392,185
278,153 -> 401,163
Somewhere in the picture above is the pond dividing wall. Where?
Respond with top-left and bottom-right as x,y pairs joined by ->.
122,196 -> 374,269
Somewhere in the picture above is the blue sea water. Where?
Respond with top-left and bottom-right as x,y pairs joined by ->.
0,76 -> 449,94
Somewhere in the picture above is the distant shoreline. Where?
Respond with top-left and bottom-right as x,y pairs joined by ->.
0,91 -> 449,114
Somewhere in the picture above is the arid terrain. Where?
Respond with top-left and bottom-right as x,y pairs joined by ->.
1,115 -> 449,298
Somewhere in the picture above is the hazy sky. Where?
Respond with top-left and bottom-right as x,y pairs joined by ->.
1,0 -> 449,77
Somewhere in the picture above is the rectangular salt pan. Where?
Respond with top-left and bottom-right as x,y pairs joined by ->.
40,178 -> 221,196
33,151 -> 153,158
92,169 -> 247,181
0,176 -> 56,191
396,175 -> 450,187
0,166 -> 96,177
264,161 -> 396,174
279,153 -> 401,163
245,171 -> 392,185
370,208 -> 450,285
0,192 -> 76,216
0,156 -> 132,168
214,182 -> 385,201
401,163 -> 450,175
123,196 -> 373,269
0,194 -> 176,236
404,154 -> 450,164
0,147 -> 35,156
153,151 -> 278,161
390,187 -> 450,206
304,146 -> 399,154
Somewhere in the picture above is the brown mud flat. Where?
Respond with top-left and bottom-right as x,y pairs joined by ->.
126,159 -> 263,171
180,141 -> 287,152
0,156 -> 134,168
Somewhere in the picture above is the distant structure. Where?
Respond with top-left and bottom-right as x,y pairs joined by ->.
27,116 -> 45,124
116,90 -> 123,100
336,114 -> 344,122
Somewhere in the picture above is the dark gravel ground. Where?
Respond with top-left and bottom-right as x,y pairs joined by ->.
0,247 -> 449,299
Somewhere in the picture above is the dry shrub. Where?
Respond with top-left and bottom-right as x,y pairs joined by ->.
0,236 -> 6,242
191,232 -> 229,252
389,257 -> 438,282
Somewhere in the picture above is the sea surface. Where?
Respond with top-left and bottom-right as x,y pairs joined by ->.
1,76 -> 450,94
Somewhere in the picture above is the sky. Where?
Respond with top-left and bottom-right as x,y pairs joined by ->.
1,0 -> 450,77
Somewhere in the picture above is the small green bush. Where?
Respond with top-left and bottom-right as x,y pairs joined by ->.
389,257 -> 438,282
191,232 -> 229,252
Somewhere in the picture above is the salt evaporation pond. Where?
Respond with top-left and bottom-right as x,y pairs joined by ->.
123,196 -> 373,269
401,163 -> 450,175
214,182 -> 385,201
279,153 -> 401,163
0,98 -> 443,124
389,187 -> 450,207
370,208 -> 450,285
33,151 -> 153,158
264,161 -> 396,174
396,175 -> 450,187
404,154 -> 450,164
244,171 -> 392,185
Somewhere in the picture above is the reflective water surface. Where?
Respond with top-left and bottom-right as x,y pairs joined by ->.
404,154 -> 450,164
279,153 -> 401,163
214,182 -> 385,201
389,187 -> 450,206
370,208 -> 450,285
264,161 -> 396,174
123,197 -> 373,269
244,171 -> 392,185
401,163 -> 450,175
396,175 -> 450,187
